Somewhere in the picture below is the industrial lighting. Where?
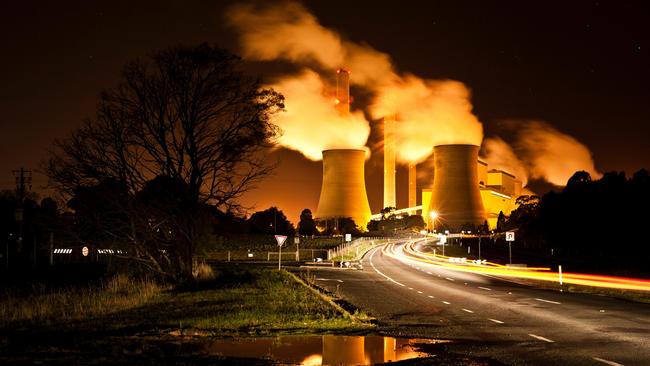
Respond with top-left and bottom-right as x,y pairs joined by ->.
429,210 -> 438,232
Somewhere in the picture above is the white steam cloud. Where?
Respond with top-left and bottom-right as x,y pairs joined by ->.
227,1 -> 482,163
482,137 -> 529,186
268,70 -> 371,160
371,76 -> 483,163
482,121 -> 601,187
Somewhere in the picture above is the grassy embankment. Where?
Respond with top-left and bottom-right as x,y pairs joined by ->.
0,265 -> 371,335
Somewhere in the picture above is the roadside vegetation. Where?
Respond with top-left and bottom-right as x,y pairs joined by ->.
0,264 -> 371,335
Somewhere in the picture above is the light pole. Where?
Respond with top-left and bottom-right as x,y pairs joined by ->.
429,211 -> 438,233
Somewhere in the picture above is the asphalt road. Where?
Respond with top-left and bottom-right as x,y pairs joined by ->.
305,241 -> 650,366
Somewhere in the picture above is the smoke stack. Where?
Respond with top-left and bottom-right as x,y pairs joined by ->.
315,149 -> 372,230
428,144 -> 486,231
335,68 -> 350,116
383,115 -> 396,209
408,163 -> 416,210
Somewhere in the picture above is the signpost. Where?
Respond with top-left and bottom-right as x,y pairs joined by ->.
505,231 -> 515,265
439,235 -> 447,256
275,235 -> 287,270
345,234 -> 352,242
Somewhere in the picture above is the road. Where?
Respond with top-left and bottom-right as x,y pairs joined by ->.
305,240 -> 650,365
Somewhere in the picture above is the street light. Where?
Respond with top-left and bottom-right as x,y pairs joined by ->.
429,211 -> 438,233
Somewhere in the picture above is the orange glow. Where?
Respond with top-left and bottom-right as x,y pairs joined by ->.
381,240 -> 650,292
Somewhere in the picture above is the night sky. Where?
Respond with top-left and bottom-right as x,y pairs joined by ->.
1,0 -> 648,223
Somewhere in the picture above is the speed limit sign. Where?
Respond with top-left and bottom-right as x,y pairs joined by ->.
505,232 -> 515,242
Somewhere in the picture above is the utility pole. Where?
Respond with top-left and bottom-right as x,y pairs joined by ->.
12,168 -> 32,257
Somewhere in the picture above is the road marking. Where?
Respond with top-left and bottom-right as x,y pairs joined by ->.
478,287 -> 492,291
592,357 -> 624,366
417,291 -> 423,294
428,295 -> 435,298
535,298 -> 561,305
337,280 -> 343,283
528,334 -> 554,343
445,277 -> 455,281
488,318 -> 504,324
442,301 -> 451,305
462,308 -> 474,313
408,287 -> 414,290
426,271 -> 432,275
369,249 -> 406,287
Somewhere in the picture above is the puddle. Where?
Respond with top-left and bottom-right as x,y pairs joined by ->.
202,335 -> 449,365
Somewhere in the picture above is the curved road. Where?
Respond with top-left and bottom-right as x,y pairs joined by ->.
307,240 -> 650,365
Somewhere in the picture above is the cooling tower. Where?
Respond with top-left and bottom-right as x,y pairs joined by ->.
315,149 -> 372,230
428,144 -> 486,231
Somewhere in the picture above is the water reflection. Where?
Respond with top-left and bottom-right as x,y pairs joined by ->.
203,335 -> 447,365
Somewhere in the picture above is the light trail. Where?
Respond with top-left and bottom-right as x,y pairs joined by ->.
381,240 -> 650,292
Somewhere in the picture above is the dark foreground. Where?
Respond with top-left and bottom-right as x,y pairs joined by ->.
1,263 -> 505,365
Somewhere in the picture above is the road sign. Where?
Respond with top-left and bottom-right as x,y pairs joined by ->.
506,232 -> 515,242
345,234 -> 352,242
275,235 -> 287,247
439,235 -> 447,244
82,246 -> 89,257
294,237 -> 300,244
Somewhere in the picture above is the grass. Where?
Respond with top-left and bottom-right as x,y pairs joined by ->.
0,274 -> 164,328
0,264 -> 373,364
0,264 -> 371,335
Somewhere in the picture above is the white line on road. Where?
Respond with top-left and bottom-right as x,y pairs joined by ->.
369,249 -> 406,287
426,272 -> 432,275
592,357 -> 624,366
535,298 -> 561,305
488,318 -> 504,324
337,280 -> 343,283
428,295 -> 435,298
417,291 -> 423,294
442,301 -> 451,305
408,287 -> 414,290
462,308 -> 474,313
445,277 -> 455,281
528,334 -> 555,343
478,287 -> 492,291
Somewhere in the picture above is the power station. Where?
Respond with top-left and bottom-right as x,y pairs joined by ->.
313,68 -> 523,232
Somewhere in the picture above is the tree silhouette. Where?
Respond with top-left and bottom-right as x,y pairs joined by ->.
298,208 -> 318,236
248,207 -> 294,235
46,44 -> 283,282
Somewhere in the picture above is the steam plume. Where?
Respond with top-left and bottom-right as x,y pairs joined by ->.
481,137 -> 528,186
482,121 -> 601,187
514,121 -> 601,186
371,76 -> 483,163
227,1 -> 482,163
267,70 -> 370,161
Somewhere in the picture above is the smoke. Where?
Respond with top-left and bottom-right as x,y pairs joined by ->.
227,1 -> 482,163
371,76 -> 483,163
515,121 -> 601,186
482,121 -> 601,187
481,137 -> 528,186
267,69 -> 371,161
226,2 -> 395,87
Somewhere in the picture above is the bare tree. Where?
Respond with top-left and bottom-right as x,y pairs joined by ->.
47,44 -> 283,281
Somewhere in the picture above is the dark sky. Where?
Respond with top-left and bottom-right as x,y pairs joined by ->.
1,0 -> 648,223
